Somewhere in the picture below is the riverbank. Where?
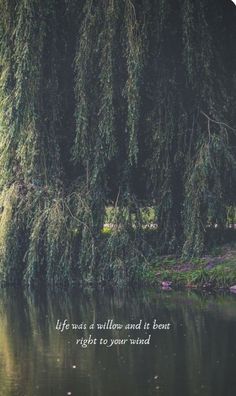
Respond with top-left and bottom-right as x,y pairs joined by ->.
143,243 -> 236,292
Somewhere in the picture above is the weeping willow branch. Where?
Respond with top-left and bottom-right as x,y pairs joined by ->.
124,0 -> 143,165
200,111 -> 236,133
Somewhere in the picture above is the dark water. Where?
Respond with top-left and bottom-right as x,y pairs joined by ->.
0,288 -> 236,396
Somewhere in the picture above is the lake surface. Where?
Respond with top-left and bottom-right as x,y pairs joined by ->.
0,287 -> 236,396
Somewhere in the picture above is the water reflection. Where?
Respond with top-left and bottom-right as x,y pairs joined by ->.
0,288 -> 236,396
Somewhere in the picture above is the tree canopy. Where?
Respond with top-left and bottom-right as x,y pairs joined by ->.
0,0 -> 236,285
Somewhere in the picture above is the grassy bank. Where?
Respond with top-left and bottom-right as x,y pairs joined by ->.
142,243 -> 236,291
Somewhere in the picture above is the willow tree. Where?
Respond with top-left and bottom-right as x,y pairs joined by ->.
72,0 -> 147,284
0,0 -> 235,285
178,0 -> 234,255
142,0 -> 236,255
0,0 -> 76,285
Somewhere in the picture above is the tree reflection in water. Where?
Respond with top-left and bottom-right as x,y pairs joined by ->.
0,288 -> 236,396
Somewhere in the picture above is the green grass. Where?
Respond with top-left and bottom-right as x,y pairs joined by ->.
141,243 -> 236,289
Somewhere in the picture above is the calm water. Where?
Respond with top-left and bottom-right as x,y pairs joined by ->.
0,287 -> 236,396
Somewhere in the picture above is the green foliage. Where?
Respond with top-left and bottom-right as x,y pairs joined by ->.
0,184 -> 26,283
0,0 -> 235,285
124,0 -> 143,165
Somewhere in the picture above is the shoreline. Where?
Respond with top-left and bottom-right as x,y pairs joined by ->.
142,244 -> 236,292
